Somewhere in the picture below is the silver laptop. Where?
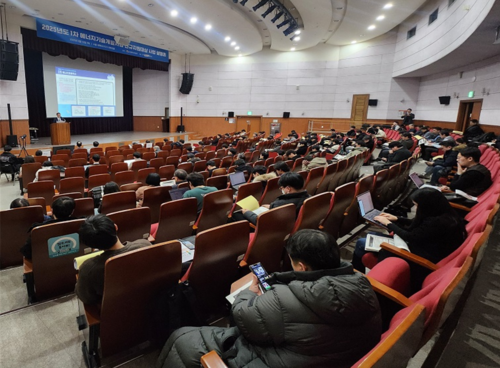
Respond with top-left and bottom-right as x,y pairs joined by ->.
356,191 -> 387,229
169,187 -> 189,201
229,171 -> 246,190
409,172 -> 441,191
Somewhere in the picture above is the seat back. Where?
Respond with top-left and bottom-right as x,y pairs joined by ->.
234,182 -> 263,206
220,156 -> 233,168
149,158 -> 164,173
259,176 -> 281,205
328,159 -> 348,192
137,167 -> 156,184
22,162 -> 42,189
154,198 -> 198,243
34,156 -> 49,164
292,192 -> 332,233
27,197 -> 47,214
59,177 -> 85,195
68,158 -> 87,167
188,221 -> 249,317
87,164 -> 108,177
316,162 -> 338,194
131,160 -> 148,181
88,173 -> 111,190
38,169 -> 61,190
28,181 -> 56,206
206,175 -> 228,190
64,166 -> 85,178
53,192 -> 83,202
99,241 -> 181,358
372,169 -> 389,210
114,171 -> 135,186
142,186 -> 173,223
344,174 -> 375,231
31,219 -> 86,300
211,168 -> 227,177
243,205 -> 296,273
320,182 -> 356,239
0,206 -> 44,269
196,189 -> 233,233
158,165 -> 175,180
108,207 -> 151,242
304,166 -> 325,195
100,191 -> 137,215
193,160 -> 207,172
120,183 -> 144,192
73,198 -> 95,218
178,162 -> 193,174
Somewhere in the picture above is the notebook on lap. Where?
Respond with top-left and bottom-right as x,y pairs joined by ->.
356,191 -> 387,229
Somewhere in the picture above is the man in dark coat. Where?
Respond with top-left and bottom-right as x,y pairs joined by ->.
373,141 -> 411,173
157,229 -> 382,368
401,108 -> 414,126
463,119 -> 484,142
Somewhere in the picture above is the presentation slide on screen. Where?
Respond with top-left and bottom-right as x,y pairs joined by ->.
43,54 -> 124,118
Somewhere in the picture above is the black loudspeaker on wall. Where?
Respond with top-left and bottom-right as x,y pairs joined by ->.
439,96 -> 451,105
368,99 -> 378,106
0,40 -> 19,81
179,73 -> 194,94
228,111 -> 234,118
283,112 -> 290,118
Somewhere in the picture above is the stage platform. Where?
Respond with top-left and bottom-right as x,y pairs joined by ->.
4,131 -> 196,156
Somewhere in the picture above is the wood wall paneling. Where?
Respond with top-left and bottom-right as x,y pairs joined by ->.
133,117 -> 164,132
0,120 -> 31,147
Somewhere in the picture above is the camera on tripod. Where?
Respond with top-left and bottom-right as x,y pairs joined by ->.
20,134 -> 27,140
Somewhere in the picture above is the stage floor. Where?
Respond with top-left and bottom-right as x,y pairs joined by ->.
6,131 -> 195,155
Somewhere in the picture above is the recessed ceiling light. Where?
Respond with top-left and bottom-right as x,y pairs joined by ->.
383,3 -> 393,9
225,36 -> 231,42
238,54 -> 242,57
148,4 -> 154,7
230,41 -> 236,46
290,47 -> 296,51
295,30 -> 301,35
190,17 -> 197,24
235,46 -> 240,50
205,24 -> 212,30
376,15 -> 385,21
351,41 -> 357,44
367,25 -> 376,30
170,10 -> 178,16
293,36 -> 301,41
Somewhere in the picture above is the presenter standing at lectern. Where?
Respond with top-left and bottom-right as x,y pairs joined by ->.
53,112 -> 66,123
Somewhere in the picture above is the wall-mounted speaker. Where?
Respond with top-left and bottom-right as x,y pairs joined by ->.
439,96 -> 451,105
0,40 -> 19,81
6,135 -> 18,147
368,99 -> 378,106
179,73 -> 194,94
228,111 -> 234,118
283,112 -> 290,118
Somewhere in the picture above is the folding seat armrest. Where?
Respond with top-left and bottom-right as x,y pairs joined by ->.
201,351 -> 228,368
239,260 -> 248,268
380,242 -> 438,271
365,274 -> 413,307
83,303 -> 101,327
449,202 -> 472,213
23,258 -> 33,274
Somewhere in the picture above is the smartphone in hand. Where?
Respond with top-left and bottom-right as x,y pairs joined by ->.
249,263 -> 272,293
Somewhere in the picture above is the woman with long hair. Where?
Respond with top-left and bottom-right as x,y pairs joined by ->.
352,188 -> 467,271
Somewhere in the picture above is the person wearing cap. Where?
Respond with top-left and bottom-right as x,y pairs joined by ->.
422,140 -> 458,185
373,141 -> 411,173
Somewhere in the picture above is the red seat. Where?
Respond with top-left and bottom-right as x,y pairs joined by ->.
206,175 -> 228,190
21,162 -> 42,190
304,166 -> 325,195
87,164 -> 109,177
107,207 -> 151,242
178,162 -> 193,174
149,157 -> 164,173
73,197 -> 95,218
38,169 -> 61,190
292,192 -> 332,233
153,198 -> 198,242
59,177 -> 85,195
110,162 -> 128,181
137,167 -> 156,184
194,189 -> 233,233
99,191 -> 137,215
88,173 -> 111,190
28,181 -> 56,206
142,186 -> 173,223
320,182 -> 356,240
64,166 -> 85,178
259,177 -> 281,205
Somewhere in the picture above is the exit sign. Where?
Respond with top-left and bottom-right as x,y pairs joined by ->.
468,91 -> 475,98
247,111 -> 252,115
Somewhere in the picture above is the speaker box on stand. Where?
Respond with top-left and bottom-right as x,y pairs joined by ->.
0,40 -> 19,81
179,73 -> 194,94
6,135 -> 18,147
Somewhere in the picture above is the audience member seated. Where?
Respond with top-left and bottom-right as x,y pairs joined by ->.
346,125 -> 357,137
440,146 -> 492,197
157,229 -> 381,368
258,151 -> 269,161
75,215 -> 151,305
373,141 -> 411,173
284,150 -> 299,161
242,172 -> 309,225
18,155 -> 34,194
93,141 -> 99,148
273,161 -> 290,176
251,165 -> 277,188
125,152 -> 144,169
136,173 -> 161,207
35,150 -> 43,157
352,188 -> 467,271
296,141 -> 308,156
234,159 -> 253,175
10,198 -> 30,209
0,145 -> 20,181
172,169 -> 188,188
302,154 -> 327,171
422,140 -> 458,185
85,154 -> 101,177
34,161 -> 56,182
97,182 -> 121,212
227,148 -> 237,157
463,119 -> 484,143
20,197 -> 77,260
421,129 -> 455,161
183,173 -> 218,212
343,140 -> 368,159
453,137 -> 467,151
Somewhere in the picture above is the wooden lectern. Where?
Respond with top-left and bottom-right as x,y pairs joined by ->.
50,122 -> 71,145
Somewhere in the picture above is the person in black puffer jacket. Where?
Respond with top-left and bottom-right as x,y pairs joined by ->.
157,230 -> 382,368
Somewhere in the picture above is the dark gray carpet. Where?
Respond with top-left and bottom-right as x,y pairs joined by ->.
436,216 -> 500,368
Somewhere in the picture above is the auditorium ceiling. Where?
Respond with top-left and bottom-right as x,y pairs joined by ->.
5,0 -> 427,56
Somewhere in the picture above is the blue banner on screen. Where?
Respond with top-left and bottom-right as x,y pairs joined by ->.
56,67 -> 116,118
36,18 -> 169,63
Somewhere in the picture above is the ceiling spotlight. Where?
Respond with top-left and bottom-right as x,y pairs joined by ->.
231,41 -> 236,46
290,47 -> 296,51
235,46 -> 240,50
225,36 -> 231,42
383,3 -> 393,9
262,4 -> 277,18
205,24 -> 212,30
240,0 -> 249,6
284,24 -> 298,36
295,30 -> 301,35
277,18 -> 292,29
252,0 -> 269,12
271,11 -> 284,23
190,17 -> 198,23
238,54 -> 242,57
170,9 -> 178,17
376,15 -> 385,20
351,40 -> 357,44
293,36 -> 301,41
367,25 -> 376,30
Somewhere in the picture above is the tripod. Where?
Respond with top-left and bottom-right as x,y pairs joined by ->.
18,136 -> 29,157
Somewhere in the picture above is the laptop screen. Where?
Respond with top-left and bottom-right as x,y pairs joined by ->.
229,171 -> 246,187
409,172 -> 424,188
169,187 -> 189,201
357,191 -> 374,216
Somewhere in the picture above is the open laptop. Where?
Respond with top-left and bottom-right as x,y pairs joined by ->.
356,191 -> 387,229
169,187 -> 189,201
229,171 -> 246,190
409,172 -> 442,191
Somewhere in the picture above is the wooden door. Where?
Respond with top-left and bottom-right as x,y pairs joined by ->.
456,99 -> 482,132
351,94 -> 369,125
236,116 -> 261,134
